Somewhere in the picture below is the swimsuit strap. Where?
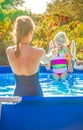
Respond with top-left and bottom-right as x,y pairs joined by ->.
58,46 -> 64,57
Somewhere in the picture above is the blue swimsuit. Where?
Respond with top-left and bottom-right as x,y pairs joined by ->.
14,72 -> 43,96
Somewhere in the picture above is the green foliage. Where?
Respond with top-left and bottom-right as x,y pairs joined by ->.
0,0 -> 24,9
0,0 -> 83,65
76,38 -> 83,60
0,8 -> 32,65
33,14 -> 83,61
46,0 -> 83,22
0,40 -> 8,65
71,0 -> 83,21
7,9 -> 32,22
33,14 -> 70,51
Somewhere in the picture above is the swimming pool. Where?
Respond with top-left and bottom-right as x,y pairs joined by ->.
0,66 -> 83,97
0,66 -> 83,130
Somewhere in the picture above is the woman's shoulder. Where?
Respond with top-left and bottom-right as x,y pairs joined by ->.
32,46 -> 45,54
6,45 -> 16,54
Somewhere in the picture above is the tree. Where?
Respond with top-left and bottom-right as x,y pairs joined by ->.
0,0 -> 31,65
46,0 -> 72,16
46,0 -> 83,21
0,0 -> 24,9
71,0 -> 83,21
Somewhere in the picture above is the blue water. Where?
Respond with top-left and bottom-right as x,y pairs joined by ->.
0,72 -> 83,97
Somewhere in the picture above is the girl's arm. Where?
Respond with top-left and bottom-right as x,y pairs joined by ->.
64,46 -> 73,72
46,62 -> 51,70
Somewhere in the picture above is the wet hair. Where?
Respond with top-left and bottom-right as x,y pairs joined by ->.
54,32 -> 69,46
13,16 -> 35,57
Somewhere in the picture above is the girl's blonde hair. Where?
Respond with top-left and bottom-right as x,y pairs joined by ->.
54,32 -> 70,46
13,15 -> 35,57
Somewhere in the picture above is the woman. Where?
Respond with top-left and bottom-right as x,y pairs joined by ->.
6,16 -> 50,96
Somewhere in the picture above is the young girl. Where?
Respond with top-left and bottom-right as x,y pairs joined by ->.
46,31 -> 73,80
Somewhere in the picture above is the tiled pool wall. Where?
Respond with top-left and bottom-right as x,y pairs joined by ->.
0,96 -> 83,130
0,65 -> 83,74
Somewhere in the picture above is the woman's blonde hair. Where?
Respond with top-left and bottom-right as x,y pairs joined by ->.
54,31 -> 70,46
13,15 -> 35,57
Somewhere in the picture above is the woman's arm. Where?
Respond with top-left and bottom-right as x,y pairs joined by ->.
40,46 -> 58,64
40,49 -> 52,65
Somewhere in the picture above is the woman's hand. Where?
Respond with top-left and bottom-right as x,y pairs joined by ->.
52,48 -> 58,55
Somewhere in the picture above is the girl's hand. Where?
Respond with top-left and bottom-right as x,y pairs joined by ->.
68,67 -> 73,72
46,63 -> 51,70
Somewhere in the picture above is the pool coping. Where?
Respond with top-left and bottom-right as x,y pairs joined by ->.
0,95 -> 83,103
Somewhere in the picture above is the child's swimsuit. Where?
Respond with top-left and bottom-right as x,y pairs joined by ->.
51,49 -> 67,77
14,72 -> 43,96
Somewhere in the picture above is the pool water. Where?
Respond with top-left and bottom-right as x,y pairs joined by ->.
0,72 -> 83,97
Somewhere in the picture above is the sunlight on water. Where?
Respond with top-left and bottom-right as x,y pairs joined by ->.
0,73 -> 83,97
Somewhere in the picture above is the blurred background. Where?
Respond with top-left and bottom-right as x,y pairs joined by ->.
0,0 -> 83,65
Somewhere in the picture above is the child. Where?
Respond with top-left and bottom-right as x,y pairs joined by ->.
46,31 -> 73,80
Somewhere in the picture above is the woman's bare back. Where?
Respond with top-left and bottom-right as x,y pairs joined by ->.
6,45 -> 44,75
